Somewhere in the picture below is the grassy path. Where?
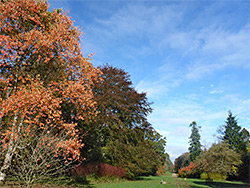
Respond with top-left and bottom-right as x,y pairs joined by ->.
172,173 -> 191,188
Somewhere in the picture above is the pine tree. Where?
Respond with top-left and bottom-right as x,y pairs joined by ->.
188,121 -> 202,162
222,111 -> 243,152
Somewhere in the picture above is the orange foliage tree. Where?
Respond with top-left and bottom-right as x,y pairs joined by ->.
178,162 -> 195,178
0,0 -> 99,184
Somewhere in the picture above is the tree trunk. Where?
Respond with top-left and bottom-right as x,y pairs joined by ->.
0,113 -> 18,184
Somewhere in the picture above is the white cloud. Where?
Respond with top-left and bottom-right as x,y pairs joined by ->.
210,89 -> 224,94
48,1 -> 250,163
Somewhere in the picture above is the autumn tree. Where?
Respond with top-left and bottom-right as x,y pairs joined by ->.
188,121 -> 202,162
0,0 -> 99,184
81,64 -> 166,178
9,124 -> 80,188
81,64 -> 153,162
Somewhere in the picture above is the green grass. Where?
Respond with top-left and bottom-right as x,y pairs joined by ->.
185,177 -> 249,188
3,172 -> 249,188
91,172 -> 178,188
88,173 -> 249,188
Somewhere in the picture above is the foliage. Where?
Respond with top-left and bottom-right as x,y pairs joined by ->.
173,152 -> 189,173
178,162 -> 195,178
200,172 -> 227,181
188,121 -> 202,162
155,165 -> 166,176
238,143 -> 250,182
104,126 -> 161,179
81,64 -> 166,179
219,111 -> 249,153
145,129 -> 167,159
8,125 -> 80,187
0,0 -> 99,185
218,111 -> 250,181
165,153 -> 173,172
194,142 -> 241,178
72,163 -> 126,178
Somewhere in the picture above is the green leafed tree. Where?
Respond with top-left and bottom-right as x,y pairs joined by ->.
218,111 -> 250,182
165,153 -> 173,172
188,121 -> 202,163
194,142 -> 241,179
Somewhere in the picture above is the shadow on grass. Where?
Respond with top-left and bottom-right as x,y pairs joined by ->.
60,176 -> 96,188
134,176 -> 153,181
191,181 -> 249,188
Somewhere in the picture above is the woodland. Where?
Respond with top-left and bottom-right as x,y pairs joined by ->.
0,0 -> 169,187
0,0 -> 249,188
174,112 -> 250,183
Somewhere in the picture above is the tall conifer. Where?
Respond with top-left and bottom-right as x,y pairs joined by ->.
222,111 -> 243,152
188,121 -> 202,162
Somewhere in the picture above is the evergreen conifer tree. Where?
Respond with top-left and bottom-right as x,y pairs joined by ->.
188,121 -> 202,162
222,111 -> 243,152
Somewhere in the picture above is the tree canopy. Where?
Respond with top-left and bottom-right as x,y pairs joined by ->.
81,64 -> 167,178
194,142 -> 241,178
0,0 -> 99,185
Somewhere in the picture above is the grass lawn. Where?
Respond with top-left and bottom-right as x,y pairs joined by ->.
89,173 -> 249,188
185,177 -> 249,188
90,172 -> 179,188
3,172 -> 249,188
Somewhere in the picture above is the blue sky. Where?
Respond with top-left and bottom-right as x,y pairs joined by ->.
49,0 -> 250,162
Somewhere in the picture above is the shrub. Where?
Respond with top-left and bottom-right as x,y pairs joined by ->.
72,163 -> 98,177
178,162 -> 195,178
72,163 -> 125,178
155,165 -> 166,176
97,163 -> 126,178
200,172 -> 227,181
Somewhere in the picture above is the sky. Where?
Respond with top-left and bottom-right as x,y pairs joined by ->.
49,0 -> 250,162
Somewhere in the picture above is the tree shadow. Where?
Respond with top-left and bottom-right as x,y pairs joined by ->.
191,181 -> 249,188
134,176 -> 154,181
62,176 -> 96,188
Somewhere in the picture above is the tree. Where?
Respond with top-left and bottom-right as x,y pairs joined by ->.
218,111 -> 250,181
173,152 -> 190,173
146,129 -> 167,160
188,121 -> 202,162
9,125 -> 80,188
239,141 -> 250,182
0,0 -> 99,184
218,111 -> 250,153
81,64 -> 153,162
81,64 -> 166,178
104,126 -> 161,179
194,142 -> 241,179
221,111 -> 242,151
165,153 -> 173,172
